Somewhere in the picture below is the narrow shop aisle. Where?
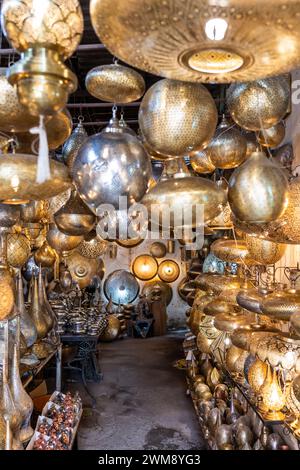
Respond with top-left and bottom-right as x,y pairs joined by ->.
78,335 -> 205,450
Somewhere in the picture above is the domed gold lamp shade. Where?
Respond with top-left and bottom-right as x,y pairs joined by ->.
158,259 -> 180,283
90,0 -> 300,83
245,235 -> 286,265
227,76 -> 290,131
228,151 -> 289,224
139,79 -> 217,157
211,239 -> 259,265
250,333 -> 300,372
86,64 -> 145,103
189,149 -> 216,174
132,254 -> 158,281
256,122 -> 286,149
46,223 -> 83,255
0,153 -> 72,204
2,0 -> 83,116
206,116 -> 247,170
54,190 -> 96,237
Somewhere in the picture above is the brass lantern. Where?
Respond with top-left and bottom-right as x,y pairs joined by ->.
2,0 -> 83,116
227,77 -> 290,131
189,149 -> 216,174
150,242 -> 167,259
245,235 -> 286,265
86,64 -> 145,103
228,151 -> 288,224
46,223 -> 83,254
62,118 -> 88,173
132,254 -> 158,281
65,251 -> 104,289
77,231 -> 108,259
34,241 -> 57,268
210,239 -> 259,266
7,232 -> 31,268
139,79 -> 217,157
256,122 -> 286,149
90,0 -> 300,83
206,116 -> 247,169
158,259 -> 180,283
54,190 -> 96,237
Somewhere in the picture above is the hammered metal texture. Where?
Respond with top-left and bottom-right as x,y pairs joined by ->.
86,64 -> 145,103
90,0 -> 300,83
2,0 -> 84,58
139,79 -> 217,157
228,152 -> 289,224
65,251 -> 104,289
245,235 -> 286,265
62,121 -> 88,171
256,122 -> 285,149
104,269 -> 140,305
227,76 -> 290,131
77,233 -> 108,259
211,239 -> 259,265
189,149 -> 216,174
207,117 -> 247,169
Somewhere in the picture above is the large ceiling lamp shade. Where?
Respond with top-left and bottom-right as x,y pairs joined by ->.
90,0 -> 300,84
139,79 -> 217,157
132,255 -> 158,281
158,259 -> 180,283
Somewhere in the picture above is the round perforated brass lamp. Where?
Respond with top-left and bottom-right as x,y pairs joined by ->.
132,255 -> 158,281
158,259 -> 180,283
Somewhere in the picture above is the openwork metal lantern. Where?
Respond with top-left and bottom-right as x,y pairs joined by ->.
256,122 -> 285,149
158,259 -> 180,283
227,76 -> 290,131
139,79 -> 217,157
189,149 -> 216,174
245,235 -> 286,265
77,231 -> 108,259
7,232 -> 31,268
86,64 -> 145,103
132,255 -> 158,281
90,0 -> 300,83
62,119 -> 88,173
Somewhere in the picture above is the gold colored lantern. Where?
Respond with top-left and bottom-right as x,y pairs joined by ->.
2,0 -> 83,116
20,201 -> 46,223
139,79 -> 217,157
46,189 -> 72,223
258,365 -> 285,421
227,77 -> 290,131
142,280 -> 173,306
228,151 -> 288,224
65,251 -> 104,289
189,149 -> 216,174
46,223 -> 83,254
86,64 -> 145,103
261,290 -> 300,322
100,315 -> 120,342
132,254 -> 158,281
34,241 -> 57,268
150,242 -> 167,259
158,259 -> 180,283
90,0 -> 300,83
248,359 -> 268,395
245,235 -> 286,265
77,231 -> 108,259
62,119 -> 88,173
207,116 -> 247,169
256,122 -> 285,149
54,190 -> 96,237
210,239 -> 258,265
0,266 -> 15,320
7,232 -> 31,268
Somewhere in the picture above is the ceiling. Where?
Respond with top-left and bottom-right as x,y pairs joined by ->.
0,0 -> 223,135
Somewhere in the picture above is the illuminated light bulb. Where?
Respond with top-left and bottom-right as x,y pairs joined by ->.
205,18 -> 228,41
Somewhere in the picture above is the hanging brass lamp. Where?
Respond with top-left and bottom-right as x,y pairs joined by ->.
132,254 -> 158,281
206,116 -> 247,169
228,151 -> 288,224
189,149 -> 216,174
261,290 -> 300,322
62,118 -> 88,173
7,231 -> 31,268
90,0 -> 300,83
2,0 -> 83,116
256,122 -> 286,149
211,239 -> 259,265
227,77 -> 290,131
245,235 -> 286,265
77,231 -> 108,259
86,63 -> 145,103
54,190 -> 96,237
65,251 -> 104,289
20,201 -> 47,223
34,241 -> 57,268
46,223 -> 83,254
158,259 -> 180,283
139,79 -> 217,157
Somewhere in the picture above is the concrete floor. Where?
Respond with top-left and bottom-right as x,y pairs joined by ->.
77,335 -> 205,450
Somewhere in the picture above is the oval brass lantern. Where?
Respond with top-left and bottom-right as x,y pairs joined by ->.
206,116 -> 247,169
86,64 -> 145,103
65,251 -> 104,289
189,149 -> 216,174
228,151 -> 288,224
77,231 -> 108,259
54,190 -> 96,236
227,77 -> 290,131
211,239 -> 259,266
73,115 -> 152,213
139,79 -> 217,157
46,223 -> 83,254
34,241 -> 57,268
132,254 -> 158,281
245,235 -> 286,265
2,0 -> 83,116
90,0 -> 300,83
0,153 -> 72,203
158,259 -> 180,283
62,119 -> 88,173
256,122 -> 285,149
7,232 -> 31,268
150,242 -> 167,259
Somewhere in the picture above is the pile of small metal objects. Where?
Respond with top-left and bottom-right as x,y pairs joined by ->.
50,301 -> 108,336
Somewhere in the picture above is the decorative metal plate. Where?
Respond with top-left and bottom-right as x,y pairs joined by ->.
104,269 -> 140,305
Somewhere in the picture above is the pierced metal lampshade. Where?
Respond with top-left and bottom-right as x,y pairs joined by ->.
256,122 -> 285,149
90,0 -> 300,83
207,116 -> 247,169
54,190 -> 96,237
189,149 -> 216,174
158,259 -> 180,283
211,239 -> 259,266
132,254 -> 158,281
86,64 -> 145,103
104,269 -> 140,305
46,223 -> 83,254
62,119 -> 88,172
245,235 -> 286,265
77,231 -> 108,259
227,76 -> 290,131
139,79 -> 217,157
7,232 -> 31,268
